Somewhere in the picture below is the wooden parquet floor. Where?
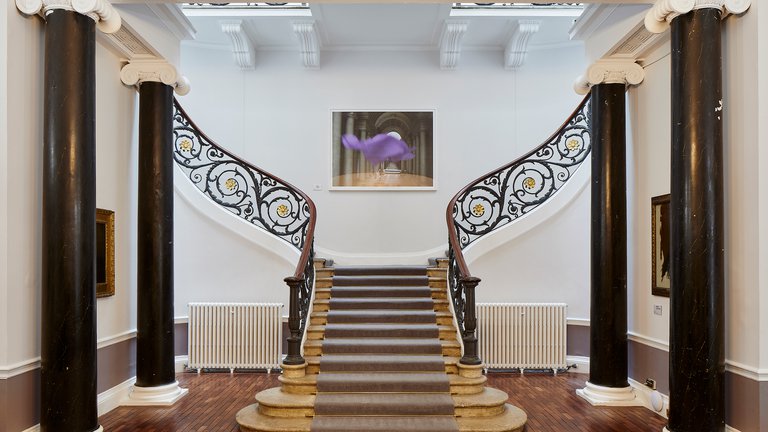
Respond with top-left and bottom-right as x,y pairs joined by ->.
99,371 -> 667,432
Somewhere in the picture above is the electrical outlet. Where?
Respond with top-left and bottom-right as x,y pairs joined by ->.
645,378 -> 657,390
653,305 -> 662,316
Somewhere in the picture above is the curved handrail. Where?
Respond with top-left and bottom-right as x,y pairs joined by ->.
445,95 -> 592,365
172,100 -> 316,365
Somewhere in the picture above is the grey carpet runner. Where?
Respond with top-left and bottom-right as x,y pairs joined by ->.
310,266 -> 460,432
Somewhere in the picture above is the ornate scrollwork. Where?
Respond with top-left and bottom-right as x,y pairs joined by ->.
452,97 -> 591,249
172,102 -> 311,251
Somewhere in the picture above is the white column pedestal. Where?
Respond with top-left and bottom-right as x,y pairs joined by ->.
576,381 -> 643,406
663,428 -> 671,432
122,381 -> 188,406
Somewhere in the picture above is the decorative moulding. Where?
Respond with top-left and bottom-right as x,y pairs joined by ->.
576,382 -> 643,407
221,20 -> 256,70
439,20 -> 468,70
16,0 -> 121,33
505,20 -> 540,70
146,3 -> 196,41
120,60 -> 191,95
568,4 -> 620,41
122,380 -> 188,406
645,0 -> 751,33
574,59 -> 645,95
293,20 -> 320,69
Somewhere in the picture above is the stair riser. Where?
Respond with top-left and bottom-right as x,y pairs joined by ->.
307,328 -> 455,340
316,269 -> 334,278
333,266 -> 428,276
312,314 -> 454,326
312,302 -> 449,313
315,289 -> 447,300
455,404 -> 506,417
317,382 -> 450,393
315,405 -> 454,417
306,363 -> 458,375
427,268 -> 447,278
257,404 -> 314,418
333,278 -> 429,287
305,346 -> 461,357
317,278 -> 333,288
451,384 -> 485,395
429,279 -> 447,289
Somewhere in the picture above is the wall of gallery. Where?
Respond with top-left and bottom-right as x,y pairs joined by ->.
176,40 -> 592,320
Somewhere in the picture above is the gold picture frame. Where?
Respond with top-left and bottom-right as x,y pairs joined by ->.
96,208 -> 115,298
651,194 -> 670,297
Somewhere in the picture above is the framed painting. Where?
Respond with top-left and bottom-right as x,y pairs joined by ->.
651,194 -> 670,297
330,110 -> 435,190
96,208 -> 115,298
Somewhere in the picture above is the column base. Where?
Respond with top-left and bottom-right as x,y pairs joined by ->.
122,381 -> 188,406
94,427 -> 104,432
663,428 -> 670,432
576,381 -> 642,406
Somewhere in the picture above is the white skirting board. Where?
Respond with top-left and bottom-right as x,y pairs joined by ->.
176,355 -> 189,373
566,355 -> 589,374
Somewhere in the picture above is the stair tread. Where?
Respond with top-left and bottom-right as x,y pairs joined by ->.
328,286 -> 436,298
312,338 -> 446,355
310,416 -> 459,432
314,393 -> 455,416
318,323 -> 443,339
313,355 -> 453,373
332,275 -> 429,287
317,373 -> 450,393
333,266 -> 428,276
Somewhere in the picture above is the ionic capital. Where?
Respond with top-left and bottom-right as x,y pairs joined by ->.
574,59 -> 645,95
645,0 -> 751,33
16,0 -> 121,34
120,61 -> 191,96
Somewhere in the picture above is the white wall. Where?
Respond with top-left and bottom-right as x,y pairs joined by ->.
3,3 -> 44,367
0,0 -> 10,368
626,47 -> 671,345
626,8 -> 763,372
94,46 -> 139,342
177,41 -> 591,313
757,0 -> 768,375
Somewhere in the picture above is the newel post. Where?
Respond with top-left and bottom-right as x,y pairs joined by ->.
459,276 -> 482,365
284,276 -> 305,365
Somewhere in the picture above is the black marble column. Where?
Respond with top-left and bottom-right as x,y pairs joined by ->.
588,83 -> 629,389
136,82 -> 176,387
40,10 -> 99,432
667,8 -> 725,432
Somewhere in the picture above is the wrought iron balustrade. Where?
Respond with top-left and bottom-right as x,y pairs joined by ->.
173,101 -> 316,365
446,95 -> 591,365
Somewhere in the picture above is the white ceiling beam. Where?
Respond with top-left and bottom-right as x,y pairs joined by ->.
221,20 -> 256,70
505,20 -> 540,70
439,20 -> 468,70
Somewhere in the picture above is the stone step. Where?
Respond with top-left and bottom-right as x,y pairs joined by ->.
316,372 -> 450,393
333,265 -> 428,276
278,370 -> 486,395
333,275 -> 430,287
237,404 -> 312,432
312,298 -> 450,312
310,310 -> 454,326
253,387 -> 314,418
456,404 -> 527,432
453,388 -> 509,417
314,287 -> 447,300
304,355 -> 459,374
314,393 -> 455,416
304,338 -> 461,357
306,323 -> 456,340
311,416 -> 459,432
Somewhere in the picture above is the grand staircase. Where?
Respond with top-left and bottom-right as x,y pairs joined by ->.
237,259 -> 527,432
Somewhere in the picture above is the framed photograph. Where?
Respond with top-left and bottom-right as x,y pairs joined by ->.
651,194 -> 670,297
96,208 -> 115,298
331,110 -> 435,190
